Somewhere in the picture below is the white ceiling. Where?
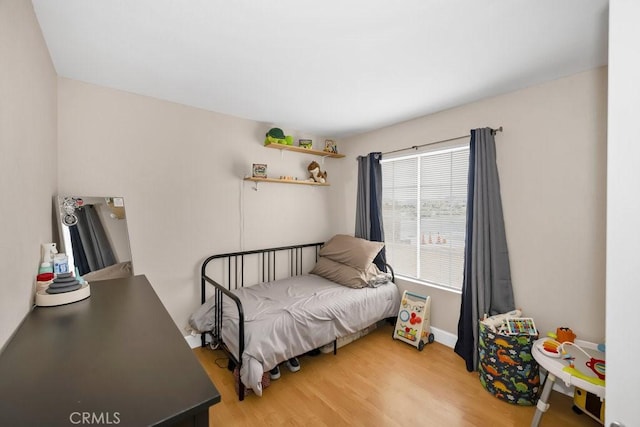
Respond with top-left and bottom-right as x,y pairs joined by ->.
31,0 -> 609,138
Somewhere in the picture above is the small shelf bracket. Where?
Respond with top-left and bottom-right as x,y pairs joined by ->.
244,176 -> 260,191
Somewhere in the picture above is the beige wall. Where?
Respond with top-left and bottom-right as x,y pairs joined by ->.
3,2 -> 606,349
0,0 -> 58,348
57,79 -> 336,334
335,68 -> 607,344
57,69 -> 607,344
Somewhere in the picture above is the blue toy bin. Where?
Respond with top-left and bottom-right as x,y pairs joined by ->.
478,322 -> 540,405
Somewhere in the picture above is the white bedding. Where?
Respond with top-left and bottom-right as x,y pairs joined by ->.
191,273 -> 400,396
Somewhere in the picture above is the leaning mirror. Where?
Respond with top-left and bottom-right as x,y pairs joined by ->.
56,195 -> 134,282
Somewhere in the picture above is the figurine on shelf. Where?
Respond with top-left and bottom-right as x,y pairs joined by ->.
324,139 -> 338,154
307,161 -> 327,184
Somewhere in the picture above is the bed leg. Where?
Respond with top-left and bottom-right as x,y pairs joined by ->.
333,339 -> 337,355
238,382 -> 245,401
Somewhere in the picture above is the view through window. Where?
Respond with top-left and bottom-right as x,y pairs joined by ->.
381,143 -> 469,290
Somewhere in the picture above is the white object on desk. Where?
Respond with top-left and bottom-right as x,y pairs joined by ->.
530,338 -> 605,427
35,284 -> 90,307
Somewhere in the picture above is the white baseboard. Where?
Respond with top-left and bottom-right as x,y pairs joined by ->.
430,326 -> 457,348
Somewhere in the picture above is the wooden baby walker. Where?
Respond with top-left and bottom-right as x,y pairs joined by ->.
393,291 -> 434,351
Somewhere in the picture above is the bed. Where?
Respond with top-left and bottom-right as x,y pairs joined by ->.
189,235 -> 400,400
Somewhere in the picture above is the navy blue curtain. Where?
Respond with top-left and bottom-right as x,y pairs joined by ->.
72,205 -> 117,275
355,152 -> 386,271
454,128 -> 515,372
70,224 -> 90,275
454,133 -> 478,371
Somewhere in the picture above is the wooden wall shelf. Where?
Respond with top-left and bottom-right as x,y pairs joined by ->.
244,177 -> 329,186
264,143 -> 345,158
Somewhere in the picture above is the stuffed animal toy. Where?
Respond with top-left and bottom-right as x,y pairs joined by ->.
264,128 -> 293,145
307,161 -> 327,183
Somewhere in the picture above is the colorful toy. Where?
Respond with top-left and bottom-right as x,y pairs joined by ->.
479,309 -> 522,334
264,128 -> 293,146
585,358 -> 605,380
540,339 -> 561,357
538,339 -> 606,386
506,318 -> 537,336
392,291 -> 433,351
533,337 -> 605,425
573,387 -> 605,424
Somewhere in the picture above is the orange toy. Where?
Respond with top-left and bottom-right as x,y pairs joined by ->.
541,339 -> 561,356
556,327 -> 576,343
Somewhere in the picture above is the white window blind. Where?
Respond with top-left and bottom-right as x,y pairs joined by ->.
381,144 -> 469,290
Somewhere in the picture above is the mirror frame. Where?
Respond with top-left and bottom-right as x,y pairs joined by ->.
55,195 -> 134,279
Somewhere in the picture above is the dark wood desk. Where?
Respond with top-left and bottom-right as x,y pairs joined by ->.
0,275 -> 220,426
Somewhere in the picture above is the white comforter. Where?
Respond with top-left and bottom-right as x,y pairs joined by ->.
191,274 -> 400,395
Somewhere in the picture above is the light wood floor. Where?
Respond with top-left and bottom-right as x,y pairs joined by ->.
194,323 -> 600,426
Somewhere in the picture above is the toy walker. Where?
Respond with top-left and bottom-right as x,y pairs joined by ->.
393,291 -> 434,351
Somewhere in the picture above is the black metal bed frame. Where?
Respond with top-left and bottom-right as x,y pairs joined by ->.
200,241 -> 395,401
200,242 -> 324,401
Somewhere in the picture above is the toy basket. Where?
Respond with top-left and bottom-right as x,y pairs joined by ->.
478,322 -> 540,405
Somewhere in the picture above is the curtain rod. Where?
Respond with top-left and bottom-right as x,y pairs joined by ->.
381,126 -> 503,156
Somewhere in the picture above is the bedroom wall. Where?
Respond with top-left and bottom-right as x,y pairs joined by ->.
0,0 -> 58,348
333,67 -> 607,345
57,78 -> 335,334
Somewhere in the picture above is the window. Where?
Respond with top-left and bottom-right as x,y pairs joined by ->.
381,143 -> 469,290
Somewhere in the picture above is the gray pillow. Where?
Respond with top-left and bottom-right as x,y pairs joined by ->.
310,256 -> 381,289
318,234 -> 384,271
